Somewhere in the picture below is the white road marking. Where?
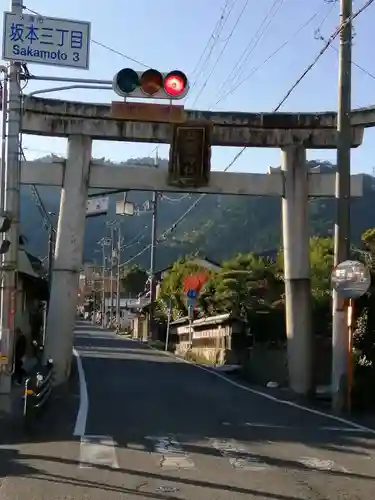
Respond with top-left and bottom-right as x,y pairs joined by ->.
146,435 -> 195,470
298,456 -> 349,473
210,438 -> 268,471
244,422 -> 363,432
299,457 -> 335,471
320,426 -> 365,432
245,423 -> 293,429
159,349 -> 375,436
79,435 -> 119,469
73,347 -> 88,437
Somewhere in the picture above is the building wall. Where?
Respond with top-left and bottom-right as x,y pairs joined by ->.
173,321 -> 247,365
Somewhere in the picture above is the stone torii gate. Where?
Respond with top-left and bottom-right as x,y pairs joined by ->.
19,95 -> 365,395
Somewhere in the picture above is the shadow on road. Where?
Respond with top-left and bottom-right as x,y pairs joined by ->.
1,322 -> 375,498
0,446 -> 358,499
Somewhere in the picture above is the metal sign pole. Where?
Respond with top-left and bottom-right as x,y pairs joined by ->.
0,0 -> 22,392
347,298 -> 354,413
331,259 -> 370,413
101,243 -> 106,329
164,297 -> 172,352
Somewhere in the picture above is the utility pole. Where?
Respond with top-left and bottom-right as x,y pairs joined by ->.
332,0 -> 352,413
101,242 -> 106,329
106,221 -> 116,325
46,210 -> 56,300
110,227 -> 115,324
0,74 -> 8,213
149,149 -> 159,341
47,227 -> 55,294
0,0 -> 22,396
116,224 -> 121,328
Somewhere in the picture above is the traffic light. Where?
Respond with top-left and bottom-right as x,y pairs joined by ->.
0,214 -> 11,254
112,68 -> 189,100
168,121 -> 212,188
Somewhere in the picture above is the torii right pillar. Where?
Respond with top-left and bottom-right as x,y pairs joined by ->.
282,146 -> 313,397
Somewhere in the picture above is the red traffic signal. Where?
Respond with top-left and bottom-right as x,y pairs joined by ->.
113,68 -> 189,100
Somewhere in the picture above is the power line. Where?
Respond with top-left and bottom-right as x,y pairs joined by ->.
274,0 -> 375,112
315,32 -> 375,81
20,147 -> 56,233
23,6 -> 151,68
124,0 -> 375,266
189,0 -> 252,108
216,0 -> 284,100
161,193 -> 191,203
212,5 -> 320,107
317,0 -> 337,31
188,0 -> 234,84
186,0 -> 238,104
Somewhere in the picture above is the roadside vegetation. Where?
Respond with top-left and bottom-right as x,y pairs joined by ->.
155,232 -> 375,412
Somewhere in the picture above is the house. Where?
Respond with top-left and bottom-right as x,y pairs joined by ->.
15,248 -> 49,346
78,264 -> 124,305
168,313 -> 252,366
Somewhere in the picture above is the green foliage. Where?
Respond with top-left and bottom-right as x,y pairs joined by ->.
157,256 -> 214,320
202,253 -> 283,317
120,264 -> 148,296
158,237 -> 335,344
277,237 -> 333,299
352,227 -> 375,410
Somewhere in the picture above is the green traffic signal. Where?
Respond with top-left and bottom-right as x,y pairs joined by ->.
115,68 -> 139,94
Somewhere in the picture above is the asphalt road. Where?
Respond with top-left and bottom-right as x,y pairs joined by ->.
1,321 -> 375,499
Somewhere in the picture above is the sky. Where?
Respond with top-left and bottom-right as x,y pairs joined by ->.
1,0 -> 375,175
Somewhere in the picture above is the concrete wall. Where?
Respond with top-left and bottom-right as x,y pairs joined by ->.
244,337 -> 331,387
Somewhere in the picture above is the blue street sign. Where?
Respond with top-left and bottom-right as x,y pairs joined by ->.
186,288 -> 197,299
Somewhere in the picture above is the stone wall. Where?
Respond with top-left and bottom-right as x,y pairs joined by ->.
244,337 -> 331,387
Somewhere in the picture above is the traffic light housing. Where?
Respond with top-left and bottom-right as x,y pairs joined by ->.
168,121 -> 212,188
0,214 -> 11,254
113,68 -> 189,100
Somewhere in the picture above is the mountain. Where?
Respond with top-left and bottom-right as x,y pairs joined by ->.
20,157 -> 375,270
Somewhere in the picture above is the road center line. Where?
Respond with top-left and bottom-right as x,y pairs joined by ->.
73,346 -> 88,437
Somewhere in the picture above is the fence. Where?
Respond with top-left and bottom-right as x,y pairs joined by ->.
23,359 -> 54,424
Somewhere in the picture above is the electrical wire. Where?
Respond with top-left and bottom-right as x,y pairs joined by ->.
216,0 -> 284,102
160,193 -> 191,203
317,0 -> 337,32
123,0 -> 375,266
212,4 -> 320,107
23,6 -> 151,68
274,0 -> 375,112
120,225 -> 148,251
187,0 -> 236,98
315,34 -> 375,82
189,0 -> 252,108
20,147 -> 56,233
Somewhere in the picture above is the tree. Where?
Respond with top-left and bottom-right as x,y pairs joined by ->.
201,253 -> 282,317
351,228 -> 375,409
120,265 -> 148,296
157,256 -> 215,320
277,237 -> 333,299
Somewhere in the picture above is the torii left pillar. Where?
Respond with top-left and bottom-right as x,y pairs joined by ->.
44,135 -> 92,385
